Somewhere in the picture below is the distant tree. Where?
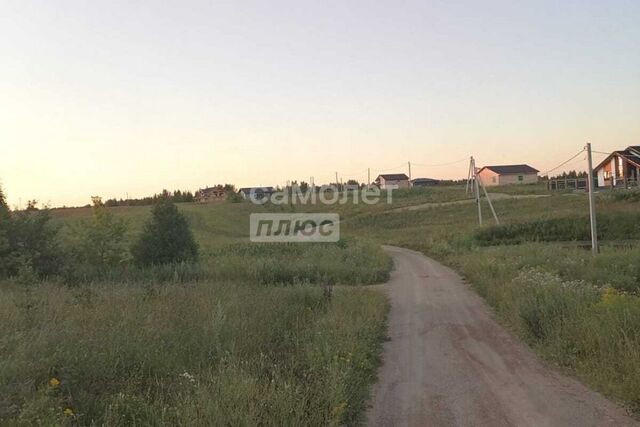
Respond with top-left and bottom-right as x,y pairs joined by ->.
131,199 -> 198,266
25,200 -> 39,211
70,197 -> 128,269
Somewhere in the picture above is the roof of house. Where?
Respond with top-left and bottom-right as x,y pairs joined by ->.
594,147 -> 640,171
238,186 -> 275,193
411,177 -> 439,183
478,165 -> 539,175
377,173 -> 409,181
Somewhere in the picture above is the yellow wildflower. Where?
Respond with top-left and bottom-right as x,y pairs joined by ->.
49,377 -> 60,388
63,408 -> 74,417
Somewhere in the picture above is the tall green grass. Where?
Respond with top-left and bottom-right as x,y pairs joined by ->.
474,213 -> 640,245
450,246 -> 640,412
0,280 -> 388,425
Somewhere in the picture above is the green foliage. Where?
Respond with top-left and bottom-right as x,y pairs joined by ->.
474,212 -> 640,245
603,189 -> 640,203
7,208 -> 60,278
68,199 -> 128,270
0,281 -> 388,425
226,191 -> 244,203
0,187 -> 12,277
132,199 -> 199,266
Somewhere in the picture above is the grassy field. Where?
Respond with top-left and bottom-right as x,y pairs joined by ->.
4,184 -> 640,423
344,185 -> 640,414
1,198 -> 392,425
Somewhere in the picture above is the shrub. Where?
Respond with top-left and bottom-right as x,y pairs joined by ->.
68,199 -> 128,270
0,186 -> 13,277
7,208 -> 60,278
131,200 -> 198,266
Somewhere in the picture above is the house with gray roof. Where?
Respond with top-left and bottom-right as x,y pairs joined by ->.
477,164 -> 539,186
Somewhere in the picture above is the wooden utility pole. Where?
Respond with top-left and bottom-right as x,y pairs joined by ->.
408,161 -> 412,181
586,143 -> 599,254
471,156 -> 482,225
466,157 -> 474,195
368,168 -> 371,186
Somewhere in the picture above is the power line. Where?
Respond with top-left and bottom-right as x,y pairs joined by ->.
411,157 -> 469,167
541,149 -> 586,176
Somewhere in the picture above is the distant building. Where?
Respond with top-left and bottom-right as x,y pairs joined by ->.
477,165 -> 539,186
375,173 -> 410,189
411,178 -> 440,187
238,187 -> 275,201
195,186 -> 226,203
593,146 -> 640,188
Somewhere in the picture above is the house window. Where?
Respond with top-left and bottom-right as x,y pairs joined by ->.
518,175 -> 524,181
492,177 -> 496,183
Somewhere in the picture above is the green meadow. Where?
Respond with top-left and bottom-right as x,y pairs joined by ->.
3,185 -> 640,424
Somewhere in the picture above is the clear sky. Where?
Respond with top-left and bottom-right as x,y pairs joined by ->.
2,0 -> 639,207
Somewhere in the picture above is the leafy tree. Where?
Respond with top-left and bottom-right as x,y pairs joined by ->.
131,200 -> 198,265
9,207 -> 60,278
0,189 -> 60,278
0,186 -> 13,276
70,197 -> 128,269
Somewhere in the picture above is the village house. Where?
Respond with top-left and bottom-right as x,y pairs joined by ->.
594,146 -> 640,188
375,173 -> 410,189
477,165 -> 539,186
411,178 -> 440,187
238,187 -> 276,201
195,186 -> 226,203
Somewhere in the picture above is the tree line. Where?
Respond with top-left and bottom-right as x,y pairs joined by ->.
0,186 -> 198,282
102,189 -> 195,207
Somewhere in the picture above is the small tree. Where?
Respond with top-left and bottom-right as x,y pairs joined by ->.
9,204 -> 60,278
131,199 -> 198,265
70,197 -> 128,269
0,186 -> 14,277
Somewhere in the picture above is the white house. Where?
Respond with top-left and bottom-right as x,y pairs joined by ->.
477,165 -> 539,187
375,173 -> 410,189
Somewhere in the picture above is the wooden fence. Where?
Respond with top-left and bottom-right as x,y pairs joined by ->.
547,177 -> 639,191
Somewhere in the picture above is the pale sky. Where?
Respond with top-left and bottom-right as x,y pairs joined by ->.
2,0 -> 639,207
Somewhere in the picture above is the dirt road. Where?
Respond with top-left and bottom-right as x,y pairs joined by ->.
366,246 -> 636,427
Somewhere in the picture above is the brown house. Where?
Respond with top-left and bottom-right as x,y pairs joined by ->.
594,146 -> 640,188
195,186 -> 226,203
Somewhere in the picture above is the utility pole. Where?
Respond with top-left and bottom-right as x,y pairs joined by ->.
466,157 -> 474,195
586,143 -> 599,254
367,168 -> 371,187
478,176 -> 500,225
408,161 -> 412,181
471,156 -> 482,225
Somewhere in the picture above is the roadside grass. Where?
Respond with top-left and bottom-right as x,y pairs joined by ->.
0,280 -> 388,425
474,212 -> 640,245
449,245 -> 640,412
343,189 -> 640,414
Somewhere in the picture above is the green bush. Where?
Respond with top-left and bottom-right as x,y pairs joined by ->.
68,200 -> 128,271
7,209 -> 60,278
131,200 -> 199,266
474,212 -> 640,245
